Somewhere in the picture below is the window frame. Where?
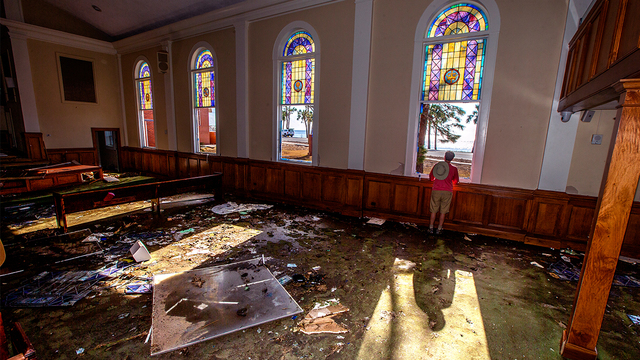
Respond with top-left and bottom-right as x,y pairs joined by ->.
272,21 -> 320,166
189,43 -> 219,155
134,58 -> 157,149
405,0 -> 500,182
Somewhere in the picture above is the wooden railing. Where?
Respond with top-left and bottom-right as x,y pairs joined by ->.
559,0 -> 640,112
120,147 -> 640,258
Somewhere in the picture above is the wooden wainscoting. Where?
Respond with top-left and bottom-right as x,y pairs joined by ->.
120,147 -> 640,258
47,148 -> 98,165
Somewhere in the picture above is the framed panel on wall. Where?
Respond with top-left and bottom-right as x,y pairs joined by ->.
56,54 -> 97,103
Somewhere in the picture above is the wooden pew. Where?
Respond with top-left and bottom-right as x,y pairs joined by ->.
53,173 -> 223,232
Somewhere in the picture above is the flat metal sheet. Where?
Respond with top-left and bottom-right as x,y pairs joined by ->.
151,258 -> 302,356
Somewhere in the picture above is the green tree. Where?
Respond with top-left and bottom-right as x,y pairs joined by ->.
416,104 -> 465,173
297,105 -> 314,137
466,104 -> 479,124
281,106 -> 295,130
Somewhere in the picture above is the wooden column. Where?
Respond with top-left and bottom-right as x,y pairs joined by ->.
560,79 -> 640,359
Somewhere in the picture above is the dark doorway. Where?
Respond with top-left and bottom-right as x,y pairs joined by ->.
93,129 -> 120,172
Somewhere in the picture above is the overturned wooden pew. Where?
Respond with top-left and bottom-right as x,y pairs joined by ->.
53,174 -> 223,232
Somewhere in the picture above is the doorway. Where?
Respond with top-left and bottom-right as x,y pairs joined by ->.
92,128 -> 121,172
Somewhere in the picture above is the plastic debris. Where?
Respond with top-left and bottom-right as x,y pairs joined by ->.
211,202 -> 273,215
130,241 -> 151,262
530,261 -> 544,268
125,283 -> 153,294
287,263 -> 297,268
366,217 -> 385,226
76,348 -> 85,354
312,266 -> 321,271
628,314 -> 640,325
278,275 -> 293,286
103,192 -> 115,201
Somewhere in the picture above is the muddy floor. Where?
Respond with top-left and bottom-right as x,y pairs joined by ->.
1,194 -> 639,359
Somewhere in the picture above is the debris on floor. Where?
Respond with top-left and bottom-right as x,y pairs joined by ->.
366,217 -> 385,226
211,201 -> 273,215
628,314 -> 640,325
299,302 -> 350,334
150,257 -> 302,356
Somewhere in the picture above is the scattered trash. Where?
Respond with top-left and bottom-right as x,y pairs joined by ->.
299,303 -> 350,334
312,266 -> 321,271
125,283 -> 153,294
542,253 -> 552,257
103,192 -> 115,201
76,348 -> 85,355
628,315 -> 640,325
463,235 -> 472,241
103,176 -> 120,183
118,313 -> 130,319
561,255 -> 571,262
619,256 -> 640,265
278,275 -> 293,286
287,264 -> 297,268
530,261 -> 544,269
211,202 -> 273,215
178,228 -> 195,234
548,261 -> 580,281
366,217 -> 386,226
292,274 -> 306,284
130,241 -> 151,262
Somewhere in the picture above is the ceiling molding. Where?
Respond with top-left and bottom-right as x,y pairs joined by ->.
0,18 -> 117,55
113,0 -> 343,54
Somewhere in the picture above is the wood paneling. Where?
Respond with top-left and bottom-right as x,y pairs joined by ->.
566,206 -> 596,241
47,148 -> 98,165
488,196 -> 528,230
452,191 -> 485,225
302,172 -> 321,201
284,170 -> 301,198
119,147 -> 640,258
392,184 -> 420,215
366,180 -> 391,211
321,175 -> 344,204
24,133 -> 47,161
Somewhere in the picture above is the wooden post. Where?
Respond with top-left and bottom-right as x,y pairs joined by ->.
560,79 -> 640,359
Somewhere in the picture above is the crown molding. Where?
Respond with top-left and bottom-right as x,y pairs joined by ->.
0,18 -> 117,55
113,0 -> 343,54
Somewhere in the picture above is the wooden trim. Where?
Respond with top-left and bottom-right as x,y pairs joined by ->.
24,132 -> 47,161
589,1 -> 609,79
562,79 -> 640,357
47,147 -> 98,166
119,147 -> 640,258
608,0 -> 629,67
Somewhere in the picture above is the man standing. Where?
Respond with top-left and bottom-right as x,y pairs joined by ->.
428,151 -> 459,234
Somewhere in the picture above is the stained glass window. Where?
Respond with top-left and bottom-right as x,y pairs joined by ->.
427,3 -> 487,37
422,3 -> 487,102
193,50 -> 215,108
281,31 -> 315,105
136,62 -> 153,110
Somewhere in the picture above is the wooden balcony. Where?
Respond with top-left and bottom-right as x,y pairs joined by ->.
558,0 -> 640,112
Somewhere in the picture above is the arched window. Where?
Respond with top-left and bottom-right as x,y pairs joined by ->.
275,28 -> 317,164
135,60 -> 155,148
407,1 -> 498,182
191,48 -> 218,154
423,3 -> 487,102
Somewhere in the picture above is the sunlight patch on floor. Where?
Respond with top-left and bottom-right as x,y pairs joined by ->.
147,224 -> 262,273
357,259 -> 489,360
9,201 -> 151,235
